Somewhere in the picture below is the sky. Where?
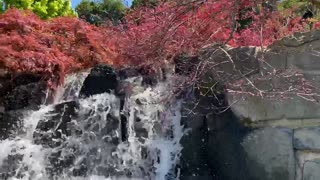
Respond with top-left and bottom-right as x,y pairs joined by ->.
71,0 -> 81,9
71,0 -> 133,9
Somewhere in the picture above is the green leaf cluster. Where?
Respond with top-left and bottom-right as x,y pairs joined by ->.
2,0 -> 75,19
278,0 -> 308,11
278,0 -> 300,9
0,0 -> 3,13
131,0 -> 158,8
277,0 -> 320,18
75,0 -> 126,26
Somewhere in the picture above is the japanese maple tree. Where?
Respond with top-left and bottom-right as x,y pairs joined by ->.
109,0 -> 309,67
0,9 -> 117,87
0,0 -> 314,89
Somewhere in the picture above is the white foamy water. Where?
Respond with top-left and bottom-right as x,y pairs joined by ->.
53,70 -> 90,103
0,73 -> 184,180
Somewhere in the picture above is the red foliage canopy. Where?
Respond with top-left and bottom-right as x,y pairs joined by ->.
110,0 -> 309,66
0,9 -> 117,86
0,1 -> 313,86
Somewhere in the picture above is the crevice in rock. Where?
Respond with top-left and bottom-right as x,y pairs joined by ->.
120,113 -> 128,142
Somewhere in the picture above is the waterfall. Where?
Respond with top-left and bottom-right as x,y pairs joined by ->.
0,72 -> 184,180
53,70 -> 91,103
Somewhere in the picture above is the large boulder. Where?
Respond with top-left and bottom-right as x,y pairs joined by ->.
79,64 -> 168,99
225,30 -> 320,125
0,72 -> 48,140
0,72 -> 47,111
4,81 -> 47,111
242,128 -> 295,180
294,127 -> 320,150
222,30 -> 320,180
191,31 -> 320,180
198,44 -> 260,84
79,65 -> 118,98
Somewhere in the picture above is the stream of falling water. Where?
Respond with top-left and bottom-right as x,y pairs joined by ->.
0,72 -> 184,180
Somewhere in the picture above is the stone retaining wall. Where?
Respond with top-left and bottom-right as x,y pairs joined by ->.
220,30 -> 320,180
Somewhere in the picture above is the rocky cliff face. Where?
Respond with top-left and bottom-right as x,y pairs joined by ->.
188,30 -> 320,180
0,70 -> 48,140
2,30 -> 320,180
227,30 -> 320,180
0,65 -> 184,180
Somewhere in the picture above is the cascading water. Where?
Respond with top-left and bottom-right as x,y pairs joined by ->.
53,70 -> 91,103
0,71 -> 184,180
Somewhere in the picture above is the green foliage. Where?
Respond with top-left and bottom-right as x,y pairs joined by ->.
277,0 -> 320,18
278,0 -> 308,13
2,0 -> 75,19
278,0 -> 307,9
76,0 -> 126,26
0,0 -> 3,13
131,0 -> 158,8
237,7 -> 254,31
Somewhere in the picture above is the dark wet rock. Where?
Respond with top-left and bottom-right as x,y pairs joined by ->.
47,149 -> 77,177
179,117 -> 212,178
179,110 -> 251,180
198,45 -> 260,84
139,65 -> 166,87
0,111 -> 23,140
0,112 -> 16,139
33,97 -> 122,177
116,81 -> 134,97
135,97 -> 147,105
117,66 -> 168,95
4,81 -> 47,111
33,101 -> 79,148
0,75 -> 12,97
135,122 -> 148,143
72,163 -> 88,177
34,101 -> 82,177
117,68 -> 140,80
99,114 -> 120,144
79,65 -> 118,98
0,72 -> 47,111
179,87 -> 252,180
173,54 -> 199,75
179,92 -> 214,178
12,73 -> 42,87
118,66 -> 164,87
120,113 -> 128,142
141,76 -> 158,86
206,113 -> 251,180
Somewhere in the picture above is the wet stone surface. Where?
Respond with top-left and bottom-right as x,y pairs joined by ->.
79,65 -> 118,98
33,101 -> 79,148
